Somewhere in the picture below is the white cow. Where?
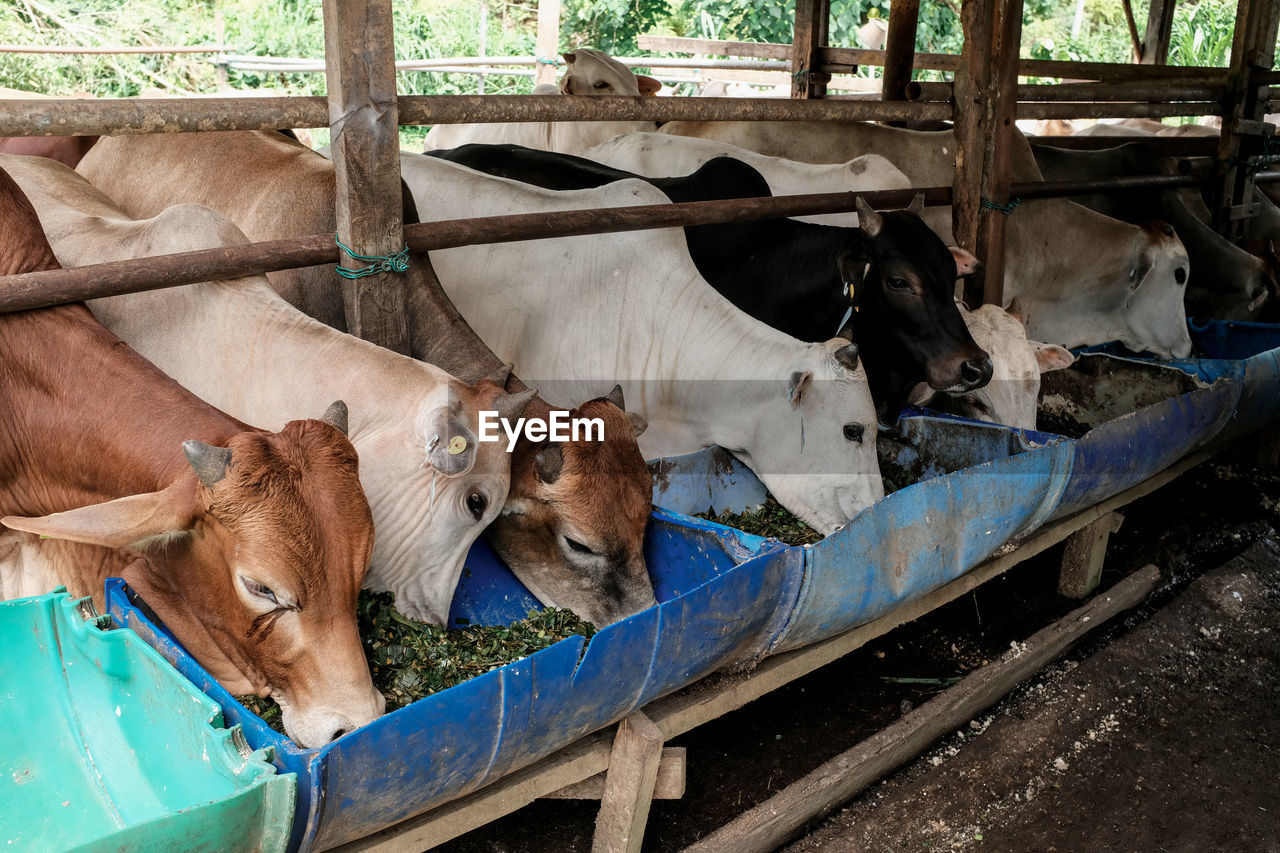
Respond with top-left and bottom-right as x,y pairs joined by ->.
3,154 -> 536,627
913,302 -> 1075,430
398,151 -> 884,534
422,48 -> 661,156
653,121 -> 1192,358
583,131 -> 913,226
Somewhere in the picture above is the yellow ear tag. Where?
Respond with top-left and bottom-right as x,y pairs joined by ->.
447,435 -> 468,455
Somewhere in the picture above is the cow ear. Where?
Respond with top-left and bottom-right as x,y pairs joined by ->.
832,340 -> 860,371
535,443 -> 564,484
2,486 -> 193,550
855,197 -> 883,238
786,370 -> 813,410
636,75 -> 662,96
836,247 -> 869,307
421,405 -> 478,476
1034,341 -> 1076,372
1005,296 -> 1025,323
562,51 -> 578,65
950,246 -> 980,276
906,192 -> 925,215
627,410 -> 648,438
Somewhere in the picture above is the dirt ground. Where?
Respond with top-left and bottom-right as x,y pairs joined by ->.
438,443 -> 1280,853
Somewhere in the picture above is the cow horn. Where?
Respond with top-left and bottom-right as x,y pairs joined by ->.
320,400 -> 349,435
855,197 -> 883,237
605,384 -> 626,411
183,440 -> 233,488
485,363 -> 514,387
906,192 -> 925,215
834,341 -> 860,371
494,388 -> 538,421
535,443 -> 564,484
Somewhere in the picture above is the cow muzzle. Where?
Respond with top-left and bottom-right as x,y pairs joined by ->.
278,686 -> 385,748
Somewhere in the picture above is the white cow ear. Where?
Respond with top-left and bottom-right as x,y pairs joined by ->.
1034,342 -> 1076,372
1005,296 -> 1025,323
950,246 -> 980,276
786,371 -> 814,411
2,486 -> 193,550
421,405 -> 478,476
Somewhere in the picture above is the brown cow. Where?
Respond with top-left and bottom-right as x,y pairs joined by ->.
0,167 -> 382,747
78,130 -> 657,627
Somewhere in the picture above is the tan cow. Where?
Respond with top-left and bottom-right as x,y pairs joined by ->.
76,131 -> 657,628
6,153 -> 537,629
0,166 -> 381,747
422,48 -> 661,155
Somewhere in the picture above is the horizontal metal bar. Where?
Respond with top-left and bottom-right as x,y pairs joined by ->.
0,173 -> 1215,314
0,94 -> 953,136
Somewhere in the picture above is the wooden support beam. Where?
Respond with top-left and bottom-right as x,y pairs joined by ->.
544,747 -> 685,799
535,0 -> 561,87
321,0 -> 410,354
1058,511 -> 1125,598
881,0 -> 921,101
791,0 -> 831,99
1214,0 -> 1280,236
953,0 -> 1022,308
1141,0 -> 1178,64
682,565 -> 1161,853
591,712 -> 665,853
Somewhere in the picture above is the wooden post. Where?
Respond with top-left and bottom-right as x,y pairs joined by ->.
1214,0 -> 1280,236
592,712 -> 665,853
1058,512 -> 1124,598
791,0 -> 831,99
953,0 -> 1022,308
543,747 -> 685,800
1141,0 -> 1177,65
535,0 -> 562,87
881,0 -> 922,101
321,0 -> 410,354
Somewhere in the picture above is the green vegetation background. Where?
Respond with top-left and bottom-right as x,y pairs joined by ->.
1,0 -> 1241,145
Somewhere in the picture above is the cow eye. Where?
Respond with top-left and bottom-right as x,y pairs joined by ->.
593,80 -> 610,90
843,423 -> 865,443
886,277 -> 910,292
466,492 -> 488,520
564,536 -> 595,555
241,577 -> 279,606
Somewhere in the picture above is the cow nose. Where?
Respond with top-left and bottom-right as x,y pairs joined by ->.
961,355 -> 993,390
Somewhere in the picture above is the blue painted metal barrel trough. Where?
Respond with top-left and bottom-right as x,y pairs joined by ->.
102,334 -> 1280,852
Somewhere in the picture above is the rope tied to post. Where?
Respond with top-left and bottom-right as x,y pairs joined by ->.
536,56 -> 563,67
334,236 -> 410,280
791,67 -> 812,80
980,196 -> 1022,215
1221,134 -> 1280,175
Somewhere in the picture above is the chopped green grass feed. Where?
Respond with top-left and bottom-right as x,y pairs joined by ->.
695,496 -> 824,546
237,590 -> 596,735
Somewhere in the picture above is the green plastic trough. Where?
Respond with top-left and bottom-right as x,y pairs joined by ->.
0,588 -> 296,853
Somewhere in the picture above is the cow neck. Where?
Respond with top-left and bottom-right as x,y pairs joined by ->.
0,304 -> 244,516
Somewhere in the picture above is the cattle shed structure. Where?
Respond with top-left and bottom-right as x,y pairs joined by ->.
2,0 -> 1280,850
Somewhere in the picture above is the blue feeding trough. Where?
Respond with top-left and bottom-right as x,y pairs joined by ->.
106,510 -> 803,852
1045,352 -> 1244,519
1189,318 -> 1280,360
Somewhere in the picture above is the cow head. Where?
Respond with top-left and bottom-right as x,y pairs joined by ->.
1119,222 -> 1192,357
560,48 -> 661,97
3,405 -> 383,748
353,373 -> 534,626
727,339 -> 883,535
846,195 -> 993,425
912,301 -> 1074,430
488,386 -> 657,627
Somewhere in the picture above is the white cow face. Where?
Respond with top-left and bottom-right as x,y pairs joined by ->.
1121,222 -> 1192,359
738,338 -> 884,536
559,48 -> 661,96
356,379 -> 533,625
914,303 -> 1074,430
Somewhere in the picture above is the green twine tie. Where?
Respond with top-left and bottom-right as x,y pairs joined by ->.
981,196 -> 1022,215
335,236 -> 410,280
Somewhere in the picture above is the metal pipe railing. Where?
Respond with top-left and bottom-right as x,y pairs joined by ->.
0,170 -> 1244,314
